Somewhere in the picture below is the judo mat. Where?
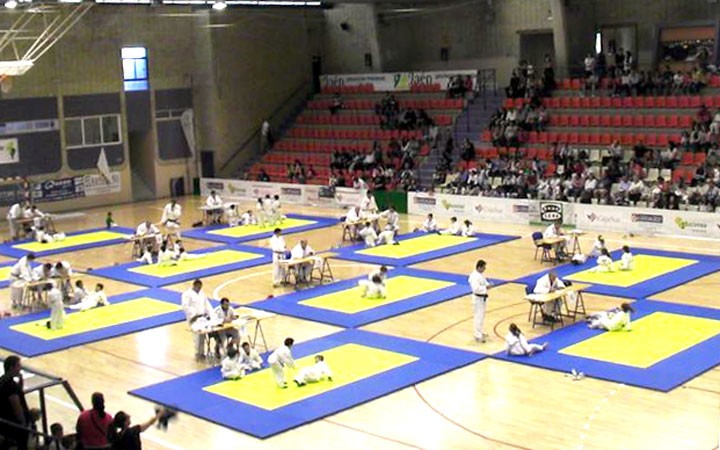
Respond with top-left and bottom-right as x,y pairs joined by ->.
91,245 -> 272,288
493,300 -> 720,391
181,214 -> 338,244
0,288 -> 184,357
130,329 -> 485,438
248,268 -> 494,328
0,227 -> 135,258
513,248 -> 720,299
333,231 -> 520,267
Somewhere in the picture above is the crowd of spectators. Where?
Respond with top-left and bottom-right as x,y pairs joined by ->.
374,93 -> 436,131
285,160 -> 317,184
505,56 -> 557,99
487,103 -> 549,148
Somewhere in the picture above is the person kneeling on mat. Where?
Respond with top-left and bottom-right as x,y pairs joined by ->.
505,323 -> 548,356
221,346 -> 244,380
69,283 -> 109,311
294,354 -> 333,387
587,303 -> 634,332
359,266 -> 388,298
619,245 -> 634,271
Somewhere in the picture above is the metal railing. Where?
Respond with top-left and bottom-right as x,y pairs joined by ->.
217,80 -> 313,178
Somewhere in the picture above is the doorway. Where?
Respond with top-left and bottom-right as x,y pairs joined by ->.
200,150 -> 215,178
519,31 -> 556,69
128,130 -> 156,202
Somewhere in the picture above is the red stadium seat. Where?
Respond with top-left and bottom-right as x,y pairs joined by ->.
589,133 -> 600,145
589,115 -> 600,127
644,97 -> 656,108
633,115 -> 644,127
600,115 -> 611,127
600,97 -> 612,108
678,115 -> 692,128
667,97 -> 679,108
655,115 -> 666,128
667,115 -> 679,128
644,115 -> 656,127
695,153 -> 707,165
656,97 -> 667,108
570,115 -> 580,127
622,116 -> 633,127
579,115 -> 590,127
612,115 -> 622,128
681,152 -> 694,165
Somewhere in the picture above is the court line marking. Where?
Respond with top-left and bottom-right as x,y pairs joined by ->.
45,393 -> 185,450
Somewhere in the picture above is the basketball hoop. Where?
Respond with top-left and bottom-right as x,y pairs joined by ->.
0,75 -> 13,94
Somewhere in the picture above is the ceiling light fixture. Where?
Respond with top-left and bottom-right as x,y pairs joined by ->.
4,0 -> 18,8
212,0 -> 226,10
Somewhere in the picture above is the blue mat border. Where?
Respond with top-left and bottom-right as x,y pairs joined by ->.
0,288 -> 187,357
492,299 -> 720,392
89,245 -> 273,288
333,231 -> 520,267
513,248 -> 720,299
182,214 -> 339,244
0,226 -> 136,258
249,267 -> 506,328
129,329 -> 486,439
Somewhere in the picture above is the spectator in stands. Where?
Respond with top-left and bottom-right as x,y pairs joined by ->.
286,164 -> 296,183
542,54 -> 556,95
448,75 -> 465,98
258,169 -> 270,182
583,53 -> 596,79
505,69 -> 522,99
464,75 -> 474,97
0,355 -> 29,450
329,93 -> 344,115
261,120 -> 273,152
306,165 -> 317,181
460,139 -> 475,163
76,392 -> 113,450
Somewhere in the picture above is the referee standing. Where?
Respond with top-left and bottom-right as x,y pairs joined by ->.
468,259 -> 492,343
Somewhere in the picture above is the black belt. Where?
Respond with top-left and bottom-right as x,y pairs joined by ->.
474,294 -> 488,299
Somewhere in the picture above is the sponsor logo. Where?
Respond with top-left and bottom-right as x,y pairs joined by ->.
474,204 -> 503,214
413,196 -> 437,206
512,204 -> 529,213
585,212 -> 621,224
227,184 -> 246,195
440,199 -> 465,211
280,187 -> 302,196
674,217 -> 707,230
631,213 -> 663,224
539,202 -> 563,222
205,182 -> 224,191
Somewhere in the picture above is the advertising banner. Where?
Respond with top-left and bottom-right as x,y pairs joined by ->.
320,69 -> 478,92
0,138 -> 19,164
82,172 -> 121,197
407,193 -> 528,224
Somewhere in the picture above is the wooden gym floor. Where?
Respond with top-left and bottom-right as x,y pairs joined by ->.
0,196 -> 717,450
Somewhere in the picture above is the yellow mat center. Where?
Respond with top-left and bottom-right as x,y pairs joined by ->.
10,298 -> 181,340
204,343 -> 417,410
208,218 -> 316,238
14,231 -> 131,252
0,266 -> 12,281
566,255 -> 696,287
129,249 -> 262,277
560,312 -> 720,368
356,234 -> 476,259
299,275 -> 454,313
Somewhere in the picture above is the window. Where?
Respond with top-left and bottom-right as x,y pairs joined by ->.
121,46 -> 149,91
595,31 -> 602,55
65,115 -> 122,149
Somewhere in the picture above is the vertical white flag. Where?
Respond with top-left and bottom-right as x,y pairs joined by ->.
97,147 -> 111,182
180,109 -> 196,157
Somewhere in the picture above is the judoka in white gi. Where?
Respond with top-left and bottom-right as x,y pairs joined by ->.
136,245 -> 155,265
69,283 -> 109,311
263,195 -> 275,226
269,228 -> 287,287
358,265 -> 388,298
212,298 -> 240,354
588,235 -> 606,258
6,201 -> 26,240
221,346 -> 245,380
533,271 -> 573,321
135,221 -> 162,250
438,217 -> 461,236
505,323 -> 548,356
181,279 -> 215,359
588,303 -> 634,331
9,253 -> 35,307
206,190 -> 224,224
359,191 -> 379,215
157,245 -> 178,267
161,199 -> 182,237
46,284 -> 65,330
268,337 -> 295,388
271,195 -> 284,225
543,221 -> 568,256
468,259 -> 491,343
240,342 -> 263,372
619,246 -> 634,271
256,198 -> 268,228
592,248 -> 614,272
290,240 -> 316,283
415,213 -> 438,232
381,205 -> 400,233
294,355 -> 333,387
35,227 -> 65,244
461,220 -> 475,237
240,210 -> 255,226
52,260 -> 73,299
72,280 -> 88,305
225,204 -> 240,227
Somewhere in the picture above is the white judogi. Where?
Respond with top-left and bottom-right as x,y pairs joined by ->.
206,194 -> 224,223
269,234 -> 287,286
48,286 -> 65,330
360,195 -> 378,214
271,199 -> 283,225
439,221 -> 461,236
181,288 -> 214,357
240,211 -> 255,226
533,274 -> 568,316
221,354 -> 244,379
461,223 -> 475,237
589,310 -> 632,331
226,207 -> 240,227
593,255 -> 614,272
382,209 -> 400,232
294,361 -> 332,385
157,249 -> 177,267
31,265 -> 51,282
468,269 -> 490,341
137,248 -> 154,265
240,347 -> 263,371
9,256 -> 33,307
6,203 -> 23,239
420,217 -> 438,232
290,243 -> 316,282
268,344 -> 295,387
51,261 -> 73,278
346,207 -> 361,224
69,290 -> 109,311
620,252 -> 634,271
263,197 -> 275,226
29,207 -> 48,230
161,202 -> 182,236
358,226 -> 377,247
136,222 -> 162,245
73,286 -> 88,304
256,200 -> 268,228
358,278 -> 386,298
588,239 -> 605,257
505,332 -> 544,356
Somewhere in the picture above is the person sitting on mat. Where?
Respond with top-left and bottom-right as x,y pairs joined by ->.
505,323 -> 548,356
35,226 -> 65,244
358,266 -> 388,298
588,303 -> 634,332
46,283 -> 65,330
358,221 -> 397,247
225,204 -> 240,227
415,213 -> 438,233
588,235 -> 606,258
268,337 -> 295,388
240,342 -> 263,373
176,247 -> 205,262
136,244 -> 155,265
380,205 -> 400,233
221,346 -> 244,380
533,271 -> 573,322
72,280 -> 88,305
157,244 -> 178,267
591,248 -> 614,273
294,354 -> 333,387
461,219 -> 475,237
438,217 -> 462,236
70,283 -> 109,311
241,209 -> 256,226
619,245 -> 634,271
